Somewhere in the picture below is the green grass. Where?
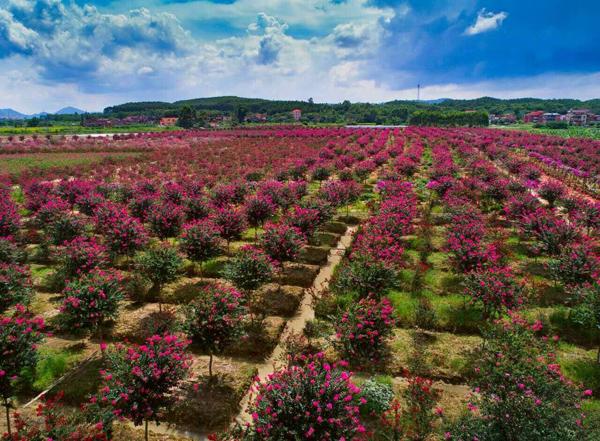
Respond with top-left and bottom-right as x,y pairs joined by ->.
0,124 -> 179,136
493,123 -> 600,140
0,151 -> 143,175
388,290 -> 482,333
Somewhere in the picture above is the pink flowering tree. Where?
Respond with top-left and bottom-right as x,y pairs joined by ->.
547,243 -> 599,288
147,202 -> 185,239
96,206 -> 148,259
182,283 -> 247,377
0,263 -> 33,313
287,206 -> 322,239
244,195 -> 276,238
0,306 -> 46,436
259,222 -> 306,264
212,205 -> 247,252
447,315 -> 588,440
59,269 -> 124,339
223,245 -> 275,292
179,219 -> 222,275
334,296 -> 396,363
55,236 -> 108,286
3,391 -> 107,441
463,266 -> 526,319
134,245 -> 182,310
246,353 -> 367,440
0,198 -> 20,238
99,334 -> 191,441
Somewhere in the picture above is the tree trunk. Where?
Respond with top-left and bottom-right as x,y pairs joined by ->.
597,345 -> 600,364
209,352 -> 213,377
4,398 -> 11,436
145,419 -> 149,441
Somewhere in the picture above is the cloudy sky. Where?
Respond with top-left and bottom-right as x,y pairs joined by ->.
0,0 -> 599,113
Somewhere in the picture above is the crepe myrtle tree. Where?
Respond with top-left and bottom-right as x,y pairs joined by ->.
212,205 -> 247,253
182,283 -> 247,377
179,219 -> 222,276
0,263 -> 33,313
245,353 -> 367,440
0,306 -> 46,436
99,334 -> 191,441
58,269 -> 124,341
135,245 -> 182,311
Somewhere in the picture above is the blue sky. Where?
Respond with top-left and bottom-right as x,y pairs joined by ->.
0,0 -> 599,113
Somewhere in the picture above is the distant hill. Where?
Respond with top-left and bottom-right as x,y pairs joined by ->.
0,108 -> 27,119
104,96 -> 600,119
56,106 -> 85,115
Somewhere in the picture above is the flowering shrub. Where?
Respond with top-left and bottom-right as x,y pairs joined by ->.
287,206 -> 322,238
404,375 -> 442,440
0,237 -> 25,264
46,212 -> 86,246
299,198 -> 334,225
3,392 -> 107,441
334,296 -> 395,363
56,237 -> 108,282
35,198 -> 70,227
246,353 -> 366,440
538,181 -> 564,207
463,266 -> 526,319
184,193 -> 212,221
134,245 -> 182,305
244,195 -> 276,231
76,192 -> 106,216
576,201 -> 600,235
0,263 -> 33,313
447,314 -> 587,440
147,202 -> 185,239
223,245 -> 275,292
320,180 -> 361,208
179,220 -> 222,270
128,193 -> 156,221
59,269 -> 124,335
0,198 -> 20,238
260,222 -> 305,263
97,207 -> 148,257
0,306 -> 46,435
182,283 -> 247,376
547,243 -> 599,287
520,208 -> 579,255
212,205 -> 247,248
99,334 -> 191,440
333,255 -> 397,299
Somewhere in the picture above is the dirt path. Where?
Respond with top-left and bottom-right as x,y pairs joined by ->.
234,225 -> 358,426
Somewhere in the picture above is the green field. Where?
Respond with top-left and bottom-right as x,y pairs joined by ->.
493,123 -> 600,139
0,124 -> 179,136
0,151 -> 144,175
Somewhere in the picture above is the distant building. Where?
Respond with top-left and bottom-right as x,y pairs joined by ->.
523,111 -> 544,124
542,113 -> 561,123
245,113 -> 268,123
489,113 -> 516,125
567,109 -> 594,126
292,109 -> 302,121
160,117 -> 178,127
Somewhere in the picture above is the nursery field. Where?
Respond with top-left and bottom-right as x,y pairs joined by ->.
0,126 -> 599,440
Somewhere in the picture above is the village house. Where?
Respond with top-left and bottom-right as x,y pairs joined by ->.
292,108 -> 302,121
159,117 -> 179,127
566,108 -> 594,126
523,110 -> 544,124
489,113 -> 517,125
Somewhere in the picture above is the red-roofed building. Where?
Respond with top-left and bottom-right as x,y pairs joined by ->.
292,109 -> 302,121
523,111 -> 544,124
160,117 -> 178,127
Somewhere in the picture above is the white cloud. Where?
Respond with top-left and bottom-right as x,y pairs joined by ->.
464,9 -> 508,36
